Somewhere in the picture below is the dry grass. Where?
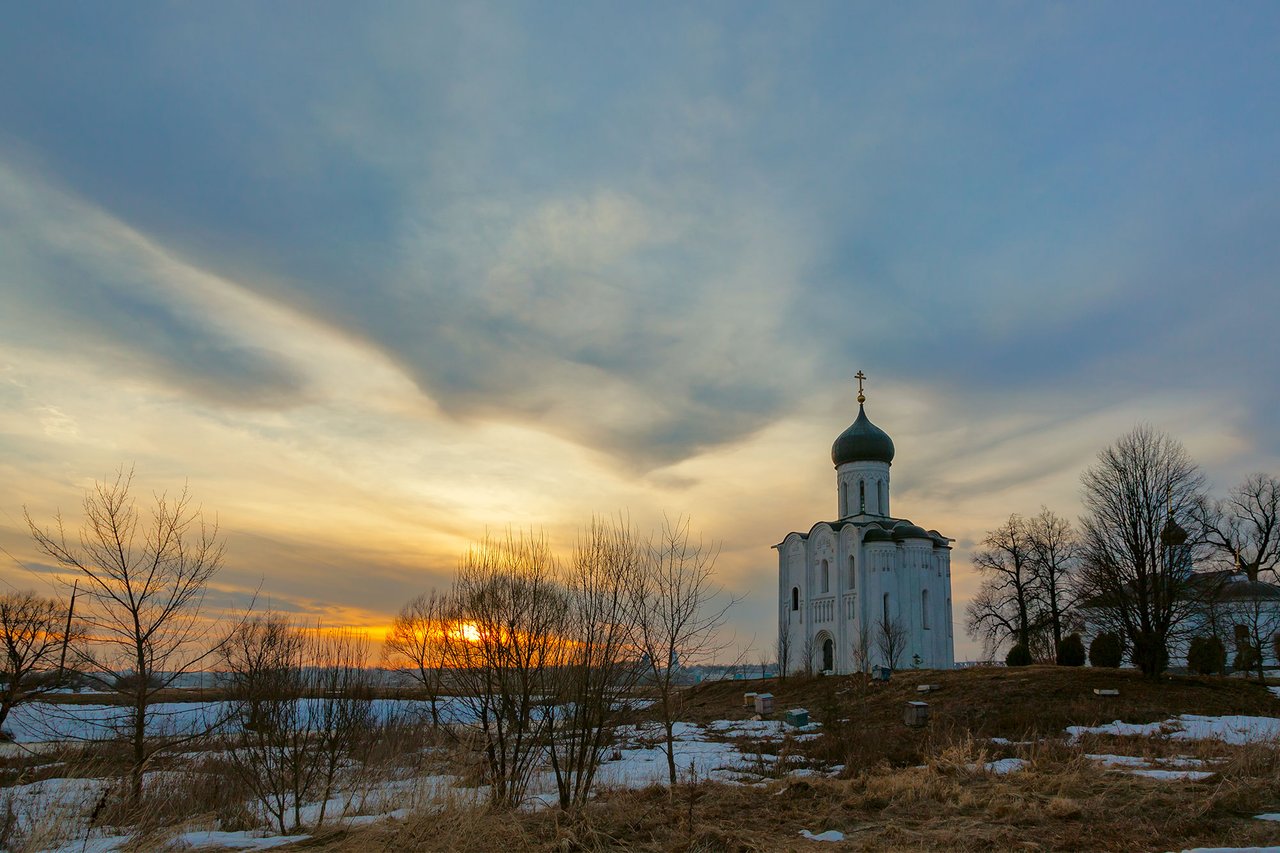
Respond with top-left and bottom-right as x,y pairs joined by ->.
672,666 -> 1278,772
309,668 -> 1280,852
3,668 -> 1278,850
321,739 -> 1280,852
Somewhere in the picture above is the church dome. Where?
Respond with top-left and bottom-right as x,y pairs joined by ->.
892,524 -> 930,541
862,527 -> 893,544
832,404 -> 895,467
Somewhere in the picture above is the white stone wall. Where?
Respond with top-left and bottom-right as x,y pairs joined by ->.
776,438 -> 954,674
836,460 -> 891,517
778,526 -> 954,674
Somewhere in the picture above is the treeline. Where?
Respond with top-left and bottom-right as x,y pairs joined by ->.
10,469 -> 735,825
966,425 -> 1280,678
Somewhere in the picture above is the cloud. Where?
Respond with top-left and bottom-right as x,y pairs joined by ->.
2,3 -> 1280,660
0,162 -> 309,408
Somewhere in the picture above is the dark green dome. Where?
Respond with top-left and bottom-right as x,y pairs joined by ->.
892,524 -> 930,541
862,527 -> 893,543
832,404 -> 895,467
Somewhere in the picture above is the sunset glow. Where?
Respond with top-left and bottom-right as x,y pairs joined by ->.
2,5 -> 1279,666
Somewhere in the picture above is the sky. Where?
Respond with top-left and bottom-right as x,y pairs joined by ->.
2,2 -> 1279,662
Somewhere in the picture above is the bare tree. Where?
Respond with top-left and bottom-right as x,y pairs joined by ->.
1026,507 -> 1082,654
775,617 -> 792,680
381,590 -> 452,731
220,616 -> 373,832
874,617 -> 907,670
545,517 -> 646,810
631,516 -> 735,787
309,629 -> 375,827
965,514 -> 1039,656
849,619 -> 872,675
1078,426 -> 1212,677
799,632 -> 817,676
220,614 -> 311,834
443,531 -> 565,808
0,591 -> 76,733
1205,473 -> 1280,584
26,468 -> 231,801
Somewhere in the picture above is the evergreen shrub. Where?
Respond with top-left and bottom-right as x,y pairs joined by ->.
1056,633 -> 1086,667
1088,632 -> 1123,668
1005,643 -> 1032,667
1187,636 -> 1225,675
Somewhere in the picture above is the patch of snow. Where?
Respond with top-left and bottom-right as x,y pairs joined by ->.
169,830 -> 311,850
1255,813 -> 1280,822
1086,754 -> 1150,768
1067,719 -> 1166,740
983,758 -> 1028,774
1129,768 -> 1214,781
1087,754 -> 1221,780
343,808 -> 409,827
1267,686 -> 1280,699
799,829 -> 845,842
1068,715 -> 1280,745
587,722 -> 764,789
706,719 -> 821,740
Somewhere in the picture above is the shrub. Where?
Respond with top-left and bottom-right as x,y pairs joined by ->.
1187,636 -> 1226,675
1233,644 -> 1260,674
1055,634 -> 1086,667
1005,643 -> 1032,667
1088,632 -> 1123,668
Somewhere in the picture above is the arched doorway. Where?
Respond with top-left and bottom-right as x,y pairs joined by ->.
822,637 -> 834,673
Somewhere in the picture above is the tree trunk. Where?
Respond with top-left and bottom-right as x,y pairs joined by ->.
664,715 -> 677,787
131,695 -> 146,803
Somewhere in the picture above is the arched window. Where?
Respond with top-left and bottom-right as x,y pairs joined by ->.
840,481 -> 848,516
820,559 -> 829,594
791,587 -> 799,612
922,589 -> 930,630
877,480 -> 885,514
848,554 -> 856,589
882,592 -> 890,624
859,480 -> 866,512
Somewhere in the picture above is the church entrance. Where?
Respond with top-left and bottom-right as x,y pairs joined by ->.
821,637 -> 834,673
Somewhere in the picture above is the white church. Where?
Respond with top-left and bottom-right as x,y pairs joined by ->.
775,374 -> 954,674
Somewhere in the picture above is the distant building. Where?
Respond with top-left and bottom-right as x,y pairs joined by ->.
773,374 -> 954,674
1082,569 -> 1280,669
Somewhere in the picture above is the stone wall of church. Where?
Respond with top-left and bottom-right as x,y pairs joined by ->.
836,461 -> 890,517
778,526 -> 953,674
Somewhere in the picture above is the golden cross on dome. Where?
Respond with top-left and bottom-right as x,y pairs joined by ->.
855,370 -> 867,404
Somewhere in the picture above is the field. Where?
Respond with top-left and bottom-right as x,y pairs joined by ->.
3,667 -> 1279,852
309,667 -> 1280,852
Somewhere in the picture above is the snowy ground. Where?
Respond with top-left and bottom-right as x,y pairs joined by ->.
10,716 -> 827,851
8,703 -> 1280,851
1067,714 -> 1280,745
